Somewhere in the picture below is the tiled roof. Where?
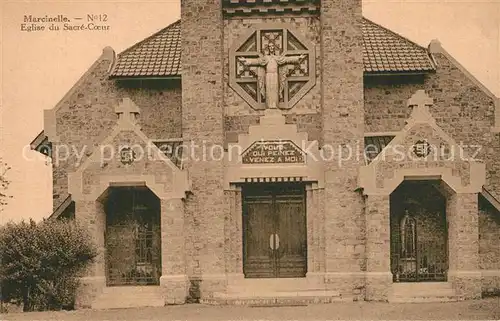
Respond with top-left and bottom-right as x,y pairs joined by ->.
110,20 -> 181,78
109,18 -> 435,78
362,18 -> 436,73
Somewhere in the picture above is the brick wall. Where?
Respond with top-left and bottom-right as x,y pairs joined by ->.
50,52 -> 181,211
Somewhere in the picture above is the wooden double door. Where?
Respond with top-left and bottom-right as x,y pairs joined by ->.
243,183 -> 307,278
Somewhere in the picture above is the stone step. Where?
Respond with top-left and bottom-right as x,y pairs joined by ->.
388,295 -> 459,303
92,286 -> 165,309
389,282 -> 458,303
219,290 -> 341,298
101,285 -> 163,294
227,277 -> 320,293
392,282 -> 454,295
392,282 -> 453,289
201,290 -> 346,306
393,288 -> 455,296
92,297 -> 165,310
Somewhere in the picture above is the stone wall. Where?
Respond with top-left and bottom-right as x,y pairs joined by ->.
364,194 -> 391,301
479,196 -> 500,295
181,0 -> 227,298
50,51 -> 182,211
364,52 -> 500,200
447,192 -> 481,299
321,0 -> 365,298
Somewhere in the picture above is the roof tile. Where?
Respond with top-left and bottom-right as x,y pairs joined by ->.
109,18 -> 435,78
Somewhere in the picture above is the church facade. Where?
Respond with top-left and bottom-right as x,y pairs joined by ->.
30,0 -> 500,309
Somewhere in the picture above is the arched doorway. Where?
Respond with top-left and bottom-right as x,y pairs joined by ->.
390,180 -> 448,282
104,186 -> 161,286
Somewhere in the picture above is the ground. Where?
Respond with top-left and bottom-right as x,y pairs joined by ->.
2,298 -> 500,321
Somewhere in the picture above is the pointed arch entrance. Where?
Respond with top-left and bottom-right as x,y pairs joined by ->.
390,180 -> 448,282
104,186 -> 161,286
358,90 -> 486,300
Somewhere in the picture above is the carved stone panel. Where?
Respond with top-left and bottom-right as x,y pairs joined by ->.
229,25 -> 316,110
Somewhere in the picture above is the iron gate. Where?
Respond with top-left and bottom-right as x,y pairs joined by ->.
391,211 -> 448,282
106,219 -> 161,286
104,186 -> 162,286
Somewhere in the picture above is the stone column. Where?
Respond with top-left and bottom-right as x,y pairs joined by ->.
224,186 -> 244,285
317,187 -> 326,274
160,198 -> 189,304
224,190 -> 234,275
305,184 -> 326,288
365,194 -> 392,301
181,0 -> 226,296
234,187 -> 243,276
74,199 -> 106,309
447,192 -> 481,299
306,185 -> 316,273
321,0 -> 365,298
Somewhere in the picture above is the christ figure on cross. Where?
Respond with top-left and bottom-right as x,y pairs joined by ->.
239,42 -> 306,109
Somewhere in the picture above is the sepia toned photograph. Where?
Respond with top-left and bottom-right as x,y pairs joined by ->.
1,0 -> 499,320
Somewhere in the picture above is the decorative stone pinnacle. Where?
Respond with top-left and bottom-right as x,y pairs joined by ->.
115,98 -> 140,125
407,90 -> 435,124
428,39 -> 442,54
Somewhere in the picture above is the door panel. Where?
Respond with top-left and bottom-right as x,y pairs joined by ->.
243,196 -> 276,278
242,184 -> 307,278
276,196 -> 307,278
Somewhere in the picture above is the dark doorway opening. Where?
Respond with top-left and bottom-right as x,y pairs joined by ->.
104,186 -> 161,286
390,180 -> 448,282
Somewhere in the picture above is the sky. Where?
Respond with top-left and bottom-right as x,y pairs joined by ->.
1,0 -> 499,223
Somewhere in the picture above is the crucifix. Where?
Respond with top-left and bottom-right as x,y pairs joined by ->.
115,97 -> 140,126
239,42 -> 306,109
407,89 -> 434,123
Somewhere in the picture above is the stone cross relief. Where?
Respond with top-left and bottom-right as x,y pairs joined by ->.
115,97 -> 140,127
407,89 -> 434,124
239,42 -> 306,109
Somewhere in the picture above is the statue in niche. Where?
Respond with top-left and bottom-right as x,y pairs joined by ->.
400,210 -> 417,259
239,42 -> 305,109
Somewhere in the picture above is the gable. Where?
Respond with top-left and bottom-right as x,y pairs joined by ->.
359,90 -> 486,196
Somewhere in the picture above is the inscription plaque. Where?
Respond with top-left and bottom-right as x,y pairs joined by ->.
242,140 -> 305,164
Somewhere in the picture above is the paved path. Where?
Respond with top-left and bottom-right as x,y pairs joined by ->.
2,298 -> 500,321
